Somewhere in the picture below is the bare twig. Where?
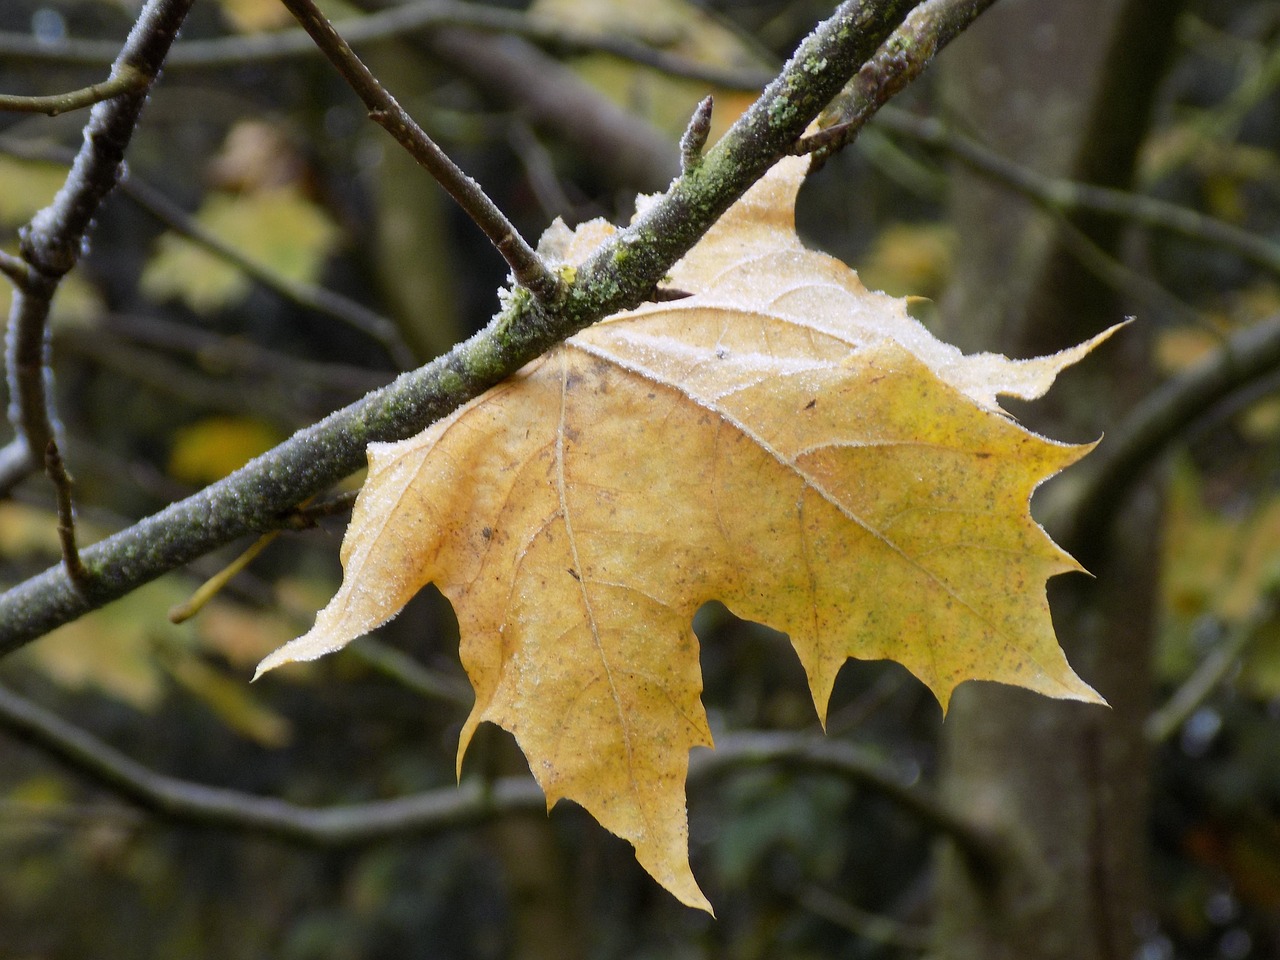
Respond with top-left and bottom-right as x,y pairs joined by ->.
419,27 -> 678,192
875,108 -> 1280,277
119,175 -> 417,369
0,680 -> 543,842
167,533 -> 279,623
712,731 -> 1005,871
0,250 -> 29,287
274,490 -> 360,529
1045,210 -> 1205,328
1145,590 -> 1279,743
0,799 -> 145,831
796,0 -> 999,167
43,441 -> 89,591
0,135 -> 416,369
505,119 -> 580,221
0,684 -> 992,858
0,1 -> 775,91
0,0 -> 921,654
3,0 -> 196,505
277,0 -> 562,303
797,884 -> 930,949
0,64 -> 148,115
1047,315 -> 1280,562
347,637 -> 473,708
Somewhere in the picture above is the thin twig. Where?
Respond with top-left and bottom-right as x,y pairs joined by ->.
1047,314 -> 1280,563
854,108 -> 1218,326
0,799 -> 145,831
712,731 -> 1006,871
119,175 -> 418,369
0,250 -> 29,288
1145,590 -> 1279,743
419,26 -> 678,192
347,637 -> 473,708
0,136 -> 417,370
0,0 -> 921,653
505,119 -> 581,222
277,0 -> 562,303
0,2 -> 775,90
0,64 -> 148,115
4,0 -> 196,504
796,0 -> 999,167
0,680 -> 543,842
1045,209 -> 1205,328
274,490 -> 360,529
93,312 -> 386,395
875,108 -> 1280,276
0,685 -> 992,857
167,533 -> 279,623
797,884 -> 931,949
43,441 -> 89,592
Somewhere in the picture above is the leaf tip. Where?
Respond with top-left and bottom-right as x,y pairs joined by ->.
665,871 -> 715,915
1061,675 -> 1109,707
251,648 -> 289,681
253,626 -> 347,680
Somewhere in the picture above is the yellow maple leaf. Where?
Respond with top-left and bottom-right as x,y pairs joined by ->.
258,156 -> 1115,911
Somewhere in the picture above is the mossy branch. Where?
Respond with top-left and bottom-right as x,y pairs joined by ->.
0,682 -> 990,856
0,0 -> 919,656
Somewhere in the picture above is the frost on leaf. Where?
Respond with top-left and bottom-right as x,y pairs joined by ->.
257,156 -> 1115,911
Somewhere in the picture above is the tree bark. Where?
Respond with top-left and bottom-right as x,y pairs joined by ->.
931,2 -> 1184,957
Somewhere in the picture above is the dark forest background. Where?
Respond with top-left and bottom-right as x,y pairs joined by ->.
2,1 -> 1280,958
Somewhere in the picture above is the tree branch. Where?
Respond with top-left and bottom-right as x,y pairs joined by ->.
3,0 -> 197,568
1144,587 -> 1278,743
346,637 -> 473,708
0,64 -> 148,115
417,27 -> 679,192
120,174 -> 418,369
876,107 -> 1280,277
0,136 -> 417,370
277,0 -> 561,302
43,441 -> 90,590
0,249 -> 29,287
0,683 -> 994,861
796,0 -> 1000,166
0,1 -> 775,91
0,681 -> 543,842
1047,314 -> 1280,563
711,731 -> 1005,870
0,0 -> 920,655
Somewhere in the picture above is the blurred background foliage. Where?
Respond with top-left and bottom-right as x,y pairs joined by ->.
0,0 -> 1278,957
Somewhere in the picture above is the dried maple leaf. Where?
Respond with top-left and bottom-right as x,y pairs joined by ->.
258,156 -> 1115,911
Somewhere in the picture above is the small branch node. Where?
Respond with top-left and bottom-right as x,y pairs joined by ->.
679,96 -> 714,174
274,490 -> 359,530
794,120 -> 848,155
0,250 -> 31,289
498,233 -> 564,304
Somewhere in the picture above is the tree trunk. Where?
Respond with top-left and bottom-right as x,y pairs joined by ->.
931,2 -> 1184,957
